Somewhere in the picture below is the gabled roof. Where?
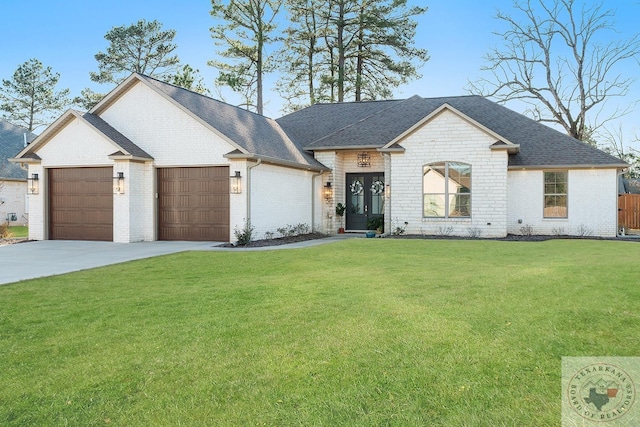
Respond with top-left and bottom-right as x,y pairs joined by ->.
278,95 -> 628,169
11,110 -> 152,162
96,74 -> 326,170
81,113 -> 152,159
0,120 -> 36,180
276,99 -> 402,148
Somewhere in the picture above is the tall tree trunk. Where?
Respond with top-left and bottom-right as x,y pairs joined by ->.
308,38 -> 316,105
354,2 -> 365,102
257,43 -> 264,115
337,0 -> 345,102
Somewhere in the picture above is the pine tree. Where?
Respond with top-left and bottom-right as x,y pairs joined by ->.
209,0 -> 283,115
0,59 -> 70,131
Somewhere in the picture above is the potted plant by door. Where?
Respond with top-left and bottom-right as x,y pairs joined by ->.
335,203 -> 346,233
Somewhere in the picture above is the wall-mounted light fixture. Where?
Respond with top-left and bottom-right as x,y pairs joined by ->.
113,171 -> 125,194
324,182 -> 333,203
230,171 -> 242,194
27,173 -> 39,195
385,184 -> 390,198
357,152 -> 371,167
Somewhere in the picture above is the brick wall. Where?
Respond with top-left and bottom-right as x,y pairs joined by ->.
27,119 -> 116,241
249,163 -> 315,240
507,168 -> 618,237
389,109 -> 509,238
0,180 -> 27,226
100,83 -> 235,166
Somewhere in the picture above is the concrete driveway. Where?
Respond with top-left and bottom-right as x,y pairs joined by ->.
0,240 -> 221,285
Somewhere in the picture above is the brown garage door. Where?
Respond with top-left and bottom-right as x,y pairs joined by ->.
158,167 -> 230,241
49,167 -> 113,241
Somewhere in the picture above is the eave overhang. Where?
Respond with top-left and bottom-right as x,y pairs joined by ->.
224,152 -> 329,172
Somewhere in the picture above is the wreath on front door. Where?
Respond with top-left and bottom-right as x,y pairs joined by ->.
371,180 -> 384,195
350,180 -> 364,195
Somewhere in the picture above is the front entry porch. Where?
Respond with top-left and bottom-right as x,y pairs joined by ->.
345,172 -> 385,231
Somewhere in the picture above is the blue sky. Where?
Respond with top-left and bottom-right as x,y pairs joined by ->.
2,0 -> 639,146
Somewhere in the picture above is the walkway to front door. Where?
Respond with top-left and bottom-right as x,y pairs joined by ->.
346,172 -> 384,230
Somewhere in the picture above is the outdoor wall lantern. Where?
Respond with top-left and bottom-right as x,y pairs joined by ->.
230,171 -> 242,194
113,172 -> 125,194
324,181 -> 333,203
27,173 -> 39,195
357,152 -> 371,167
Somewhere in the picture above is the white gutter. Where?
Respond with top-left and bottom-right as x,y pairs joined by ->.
617,168 -> 628,237
383,152 -> 392,235
311,172 -> 324,233
246,159 -> 262,224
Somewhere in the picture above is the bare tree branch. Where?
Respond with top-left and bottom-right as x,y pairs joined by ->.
468,0 -> 640,141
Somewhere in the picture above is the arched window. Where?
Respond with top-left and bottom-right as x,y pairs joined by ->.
423,162 -> 471,218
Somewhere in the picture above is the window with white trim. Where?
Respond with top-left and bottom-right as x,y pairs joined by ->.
423,162 -> 471,218
543,171 -> 567,218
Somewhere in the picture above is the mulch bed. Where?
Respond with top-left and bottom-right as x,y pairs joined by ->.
388,234 -> 638,242
217,232 -> 329,248
220,232 -> 638,248
0,238 -> 29,246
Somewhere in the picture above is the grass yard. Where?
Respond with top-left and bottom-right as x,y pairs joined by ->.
1,239 -> 638,426
7,225 -> 28,238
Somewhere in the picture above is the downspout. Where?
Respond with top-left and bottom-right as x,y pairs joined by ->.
246,159 -> 262,225
617,168 -> 628,237
311,171 -> 323,233
383,152 -> 391,235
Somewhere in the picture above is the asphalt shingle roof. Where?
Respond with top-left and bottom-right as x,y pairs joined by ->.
0,119 -> 36,179
276,99 -> 402,147
138,75 -> 325,169
277,95 -> 627,168
81,112 -> 152,159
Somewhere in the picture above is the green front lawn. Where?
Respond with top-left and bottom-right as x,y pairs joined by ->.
7,225 -> 28,238
1,239 -> 638,425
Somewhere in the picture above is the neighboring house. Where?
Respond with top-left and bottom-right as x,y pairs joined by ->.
621,178 -> 640,194
0,120 -> 36,225
11,73 -> 628,242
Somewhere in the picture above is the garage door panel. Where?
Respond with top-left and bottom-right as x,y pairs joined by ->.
158,167 -> 230,241
49,167 -> 113,241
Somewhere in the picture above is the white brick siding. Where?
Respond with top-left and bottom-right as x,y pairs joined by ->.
247,163 -> 315,240
100,83 -> 235,166
389,109 -> 509,238
37,119 -> 116,167
315,150 -> 386,234
507,168 -> 619,237
26,164 -> 45,240
313,151 -> 338,233
113,161 -> 155,243
0,180 -> 27,226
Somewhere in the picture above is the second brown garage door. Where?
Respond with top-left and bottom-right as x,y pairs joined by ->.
49,167 -> 114,241
158,167 -> 230,241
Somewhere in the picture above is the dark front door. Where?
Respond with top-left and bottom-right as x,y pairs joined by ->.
345,173 -> 384,230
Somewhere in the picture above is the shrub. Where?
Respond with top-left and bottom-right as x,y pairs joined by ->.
575,224 -> 593,237
467,227 -> 482,238
436,226 -> 454,236
391,218 -> 408,235
0,223 -> 12,239
366,216 -> 384,232
234,219 -> 255,246
276,223 -> 311,238
520,224 -> 534,236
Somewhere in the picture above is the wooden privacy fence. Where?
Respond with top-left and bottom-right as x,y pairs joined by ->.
618,194 -> 640,229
